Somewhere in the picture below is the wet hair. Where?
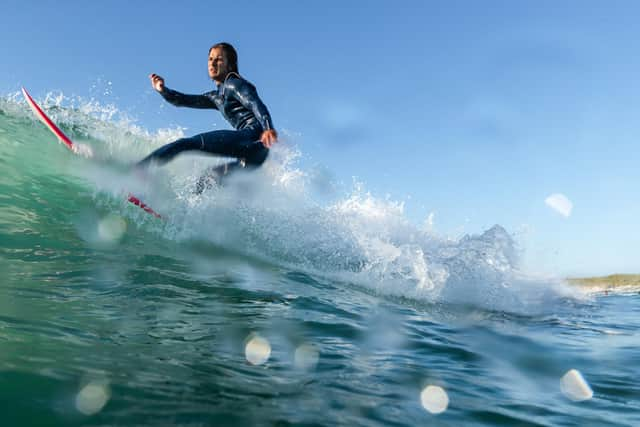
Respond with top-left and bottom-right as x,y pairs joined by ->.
209,42 -> 239,73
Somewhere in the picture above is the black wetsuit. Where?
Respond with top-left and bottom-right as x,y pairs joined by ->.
137,72 -> 274,192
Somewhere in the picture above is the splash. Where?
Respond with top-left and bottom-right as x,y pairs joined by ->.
0,91 -> 578,312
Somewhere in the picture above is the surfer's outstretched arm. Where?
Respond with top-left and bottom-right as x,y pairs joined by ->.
160,88 -> 217,109
149,73 -> 217,109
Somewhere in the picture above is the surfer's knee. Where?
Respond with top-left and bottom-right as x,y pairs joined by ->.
157,137 -> 199,160
245,146 -> 269,167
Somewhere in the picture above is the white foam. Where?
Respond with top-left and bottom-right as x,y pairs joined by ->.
1,92 -> 581,312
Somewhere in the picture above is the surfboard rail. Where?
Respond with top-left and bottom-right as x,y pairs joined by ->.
21,87 -> 162,219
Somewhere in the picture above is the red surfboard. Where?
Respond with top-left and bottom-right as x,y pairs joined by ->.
22,87 -> 162,218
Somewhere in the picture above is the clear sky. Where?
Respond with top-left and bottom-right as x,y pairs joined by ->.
2,1 -> 639,277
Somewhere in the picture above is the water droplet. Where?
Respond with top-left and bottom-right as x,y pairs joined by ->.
76,381 -> 111,415
294,344 -> 319,370
420,385 -> 449,414
560,369 -> 593,401
245,334 -> 271,365
97,214 -> 127,243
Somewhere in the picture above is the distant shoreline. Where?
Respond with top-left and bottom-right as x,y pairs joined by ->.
567,274 -> 640,292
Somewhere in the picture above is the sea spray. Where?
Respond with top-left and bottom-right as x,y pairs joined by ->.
1,92 -> 578,312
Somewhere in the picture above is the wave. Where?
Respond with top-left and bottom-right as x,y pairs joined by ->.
0,92 -> 582,312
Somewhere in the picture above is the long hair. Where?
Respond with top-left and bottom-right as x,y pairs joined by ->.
209,42 -> 239,73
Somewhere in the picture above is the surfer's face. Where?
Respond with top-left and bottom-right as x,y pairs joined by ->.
208,48 -> 231,82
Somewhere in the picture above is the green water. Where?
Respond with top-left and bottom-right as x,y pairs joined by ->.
1,100 -> 638,426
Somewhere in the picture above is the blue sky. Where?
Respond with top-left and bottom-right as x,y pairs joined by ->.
2,1 -> 639,276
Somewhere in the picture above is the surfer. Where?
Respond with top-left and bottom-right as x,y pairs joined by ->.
137,42 -> 277,192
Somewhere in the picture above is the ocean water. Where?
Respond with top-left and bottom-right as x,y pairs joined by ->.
0,93 -> 638,426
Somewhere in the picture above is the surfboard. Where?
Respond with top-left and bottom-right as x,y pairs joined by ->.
21,87 -> 162,218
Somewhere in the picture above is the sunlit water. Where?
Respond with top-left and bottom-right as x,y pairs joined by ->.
1,94 -> 638,426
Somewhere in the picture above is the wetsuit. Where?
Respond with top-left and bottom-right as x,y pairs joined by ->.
137,72 -> 275,192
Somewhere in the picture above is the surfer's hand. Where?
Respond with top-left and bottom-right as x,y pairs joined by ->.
149,74 -> 165,92
260,129 -> 278,148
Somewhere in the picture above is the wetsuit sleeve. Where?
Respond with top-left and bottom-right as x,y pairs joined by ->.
230,80 -> 275,131
159,87 -> 217,109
